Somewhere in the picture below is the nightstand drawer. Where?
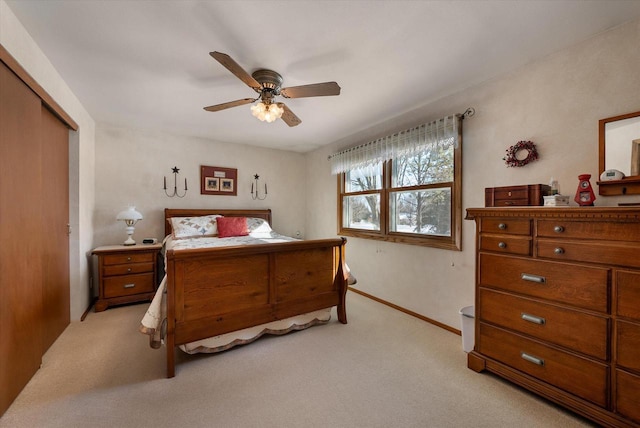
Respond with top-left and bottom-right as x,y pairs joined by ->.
103,262 -> 154,277
102,252 -> 154,265
479,253 -> 609,312
479,288 -> 608,360
104,273 -> 154,298
479,323 -> 608,407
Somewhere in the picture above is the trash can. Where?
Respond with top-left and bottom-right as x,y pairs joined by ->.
459,306 -> 475,353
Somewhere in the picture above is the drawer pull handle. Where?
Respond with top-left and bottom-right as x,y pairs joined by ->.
123,283 -> 135,289
521,313 -> 546,325
521,352 -> 544,366
521,273 -> 546,283
127,268 -> 132,273
498,242 -> 506,249
554,247 -> 565,255
554,225 -> 564,233
498,223 -> 507,230
127,257 -> 132,261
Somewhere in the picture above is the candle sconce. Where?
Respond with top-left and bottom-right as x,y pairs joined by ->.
164,166 -> 187,198
251,174 -> 267,200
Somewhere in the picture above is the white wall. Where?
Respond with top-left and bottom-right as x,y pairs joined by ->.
306,18 -> 640,330
93,126 -> 307,247
1,0 -> 96,321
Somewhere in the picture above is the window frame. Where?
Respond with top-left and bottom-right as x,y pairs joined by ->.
337,128 -> 462,251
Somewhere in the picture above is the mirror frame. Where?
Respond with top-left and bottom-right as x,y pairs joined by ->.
598,110 -> 640,196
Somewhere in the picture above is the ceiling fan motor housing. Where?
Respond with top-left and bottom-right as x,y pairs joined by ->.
252,69 -> 283,94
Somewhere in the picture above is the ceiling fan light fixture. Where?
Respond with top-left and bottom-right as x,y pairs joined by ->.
251,102 -> 284,123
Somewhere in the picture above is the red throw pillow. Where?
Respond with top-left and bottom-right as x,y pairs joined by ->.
216,216 -> 249,238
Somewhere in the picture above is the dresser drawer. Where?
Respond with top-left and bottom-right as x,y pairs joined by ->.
479,323 -> 608,406
617,270 -> 640,320
616,320 -> 640,372
538,239 -> 640,268
480,218 -> 531,235
479,253 -> 609,312
479,235 -> 531,256
103,262 -> 154,277
103,273 -> 154,298
616,369 -> 640,423
479,288 -> 608,360
537,219 -> 640,242
102,252 -> 154,265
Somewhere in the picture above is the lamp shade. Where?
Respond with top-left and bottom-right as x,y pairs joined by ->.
116,206 -> 143,222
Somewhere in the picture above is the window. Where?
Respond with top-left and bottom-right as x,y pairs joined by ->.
332,115 -> 462,250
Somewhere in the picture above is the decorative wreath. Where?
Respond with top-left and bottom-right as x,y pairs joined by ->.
503,140 -> 539,168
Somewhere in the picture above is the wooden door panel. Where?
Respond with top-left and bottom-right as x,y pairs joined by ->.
41,106 -> 70,353
0,61 -> 44,415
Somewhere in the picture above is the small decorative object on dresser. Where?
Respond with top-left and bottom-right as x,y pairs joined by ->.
92,244 -> 162,312
543,195 -> 570,206
485,184 -> 550,207
574,174 -> 596,206
466,207 -> 640,427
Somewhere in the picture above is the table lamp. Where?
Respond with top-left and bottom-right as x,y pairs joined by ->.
116,206 -> 143,245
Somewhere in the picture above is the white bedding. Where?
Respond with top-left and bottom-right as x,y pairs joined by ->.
139,230 -> 334,353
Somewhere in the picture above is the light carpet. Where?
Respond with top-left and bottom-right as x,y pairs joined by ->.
0,292 -> 595,427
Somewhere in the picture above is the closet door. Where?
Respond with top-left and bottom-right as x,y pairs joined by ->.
41,105 -> 70,353
0,61 -> 44,415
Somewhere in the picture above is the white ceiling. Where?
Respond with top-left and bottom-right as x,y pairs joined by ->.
6,0 -> 640,153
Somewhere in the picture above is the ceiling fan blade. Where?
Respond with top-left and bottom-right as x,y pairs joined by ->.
210,51 -> 262,92
278,103 -> 302,127
280,82 -> 341,98
203,98 -> 255,112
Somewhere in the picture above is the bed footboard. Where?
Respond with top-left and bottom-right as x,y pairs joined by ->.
164,237 -> 348,377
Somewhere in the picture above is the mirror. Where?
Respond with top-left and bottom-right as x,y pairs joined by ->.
598,110 -> 640,196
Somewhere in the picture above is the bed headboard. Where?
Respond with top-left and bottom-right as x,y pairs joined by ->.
164,208 -> 272,237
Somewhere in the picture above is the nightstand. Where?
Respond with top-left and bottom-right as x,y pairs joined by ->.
92,244 -> 162,312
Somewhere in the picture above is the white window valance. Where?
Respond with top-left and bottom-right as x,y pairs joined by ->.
329,114 -> 460,175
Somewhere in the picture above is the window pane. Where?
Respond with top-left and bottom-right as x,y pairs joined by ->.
392,144 -> 453,187
345,164 -> 382,192
390,188 -> 451,236
343,194 -> 380,230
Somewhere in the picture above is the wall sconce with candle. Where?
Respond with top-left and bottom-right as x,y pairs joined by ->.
251,174 -> 267,200
164,166 -> 187,198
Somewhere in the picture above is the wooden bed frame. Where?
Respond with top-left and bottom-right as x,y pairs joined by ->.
162,208 -> 348,377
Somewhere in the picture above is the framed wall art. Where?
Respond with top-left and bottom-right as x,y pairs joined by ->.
200,165 -> 238,196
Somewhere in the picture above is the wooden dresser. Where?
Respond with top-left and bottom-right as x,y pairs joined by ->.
466,207 -> 640,428
92,244 -> 162,312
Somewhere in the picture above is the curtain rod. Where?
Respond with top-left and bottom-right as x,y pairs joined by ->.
327,107 -> 474,161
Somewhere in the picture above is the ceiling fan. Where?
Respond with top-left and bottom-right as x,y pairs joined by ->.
203,52 -> 341,127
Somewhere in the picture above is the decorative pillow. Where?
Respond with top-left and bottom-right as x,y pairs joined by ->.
170,215 -> 221,239
217,216 -> 249,238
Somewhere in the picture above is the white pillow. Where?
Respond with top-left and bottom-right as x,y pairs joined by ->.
247,217 -> 274,237
170,215 -> 222,239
